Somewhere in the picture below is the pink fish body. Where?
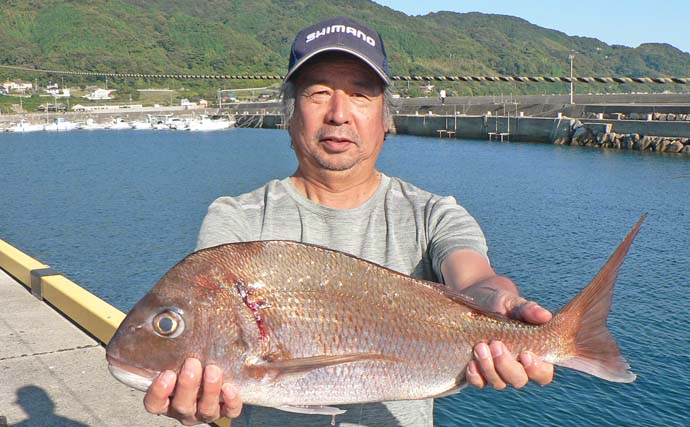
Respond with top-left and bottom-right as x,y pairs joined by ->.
106,216 -> 643,415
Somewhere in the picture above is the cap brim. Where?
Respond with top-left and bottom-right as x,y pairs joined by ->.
285,47 -> 391,86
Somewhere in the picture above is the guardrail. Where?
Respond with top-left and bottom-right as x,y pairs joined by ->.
0,238 -> 124,344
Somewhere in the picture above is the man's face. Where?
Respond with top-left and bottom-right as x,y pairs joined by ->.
289,55 -> 388,175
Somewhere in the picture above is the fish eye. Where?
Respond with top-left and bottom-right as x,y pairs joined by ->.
152,310 -> 184,338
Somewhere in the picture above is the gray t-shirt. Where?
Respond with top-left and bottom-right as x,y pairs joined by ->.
197,174 -> 488,427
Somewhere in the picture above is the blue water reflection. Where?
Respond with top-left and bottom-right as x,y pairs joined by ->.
1,129 -> 687,426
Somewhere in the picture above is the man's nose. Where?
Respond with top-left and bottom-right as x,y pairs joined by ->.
325,91 -> 351,125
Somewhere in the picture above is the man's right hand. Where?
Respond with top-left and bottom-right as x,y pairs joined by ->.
143,358 -> 243,425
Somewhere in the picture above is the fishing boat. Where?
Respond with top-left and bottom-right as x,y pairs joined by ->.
187,114 -> 235,131
130,118 -> 153,130
79,118 -> 108,130
107,117 -> 132,130
44,117 -> 79,132
6,119 -> 44,132
166,116 -> 188,130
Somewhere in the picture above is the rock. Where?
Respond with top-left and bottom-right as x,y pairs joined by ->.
666,140 -> 684,153
636,135 -> 652,151
682,144 -> 690,154
571,126 -> 589,146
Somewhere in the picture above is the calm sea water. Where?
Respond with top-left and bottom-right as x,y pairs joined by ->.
1,129 -> 688,426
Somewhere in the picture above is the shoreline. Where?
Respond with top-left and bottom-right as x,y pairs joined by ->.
2,94 -> 690,154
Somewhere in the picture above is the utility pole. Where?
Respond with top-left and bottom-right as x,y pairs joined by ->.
569,53 -> 575,104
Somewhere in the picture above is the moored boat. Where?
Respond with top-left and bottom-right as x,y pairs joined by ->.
107,117 -> 133,130
79,118 -> 108,130
166,116 -> 188,130
6,119 -> 45,132
44,117 -> 79,132
130,118 -> 153,130
187,114 -> 235,131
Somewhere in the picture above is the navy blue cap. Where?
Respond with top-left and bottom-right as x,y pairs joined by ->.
286,16 -> 391,85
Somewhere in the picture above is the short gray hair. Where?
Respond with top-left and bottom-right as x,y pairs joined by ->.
280,80 -> 394,132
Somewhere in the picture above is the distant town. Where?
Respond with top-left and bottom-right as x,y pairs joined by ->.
0,78 -> 271,115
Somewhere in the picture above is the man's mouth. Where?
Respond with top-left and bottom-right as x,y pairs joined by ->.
320,136 -> 355,152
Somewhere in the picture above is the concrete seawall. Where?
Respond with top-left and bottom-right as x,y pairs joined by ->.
393,114 -> 569,143
236,112 -> 690,154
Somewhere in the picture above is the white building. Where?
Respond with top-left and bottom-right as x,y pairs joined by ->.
46,87 -> 71,98
84,88 -> 116,100
2,80 -> 33,93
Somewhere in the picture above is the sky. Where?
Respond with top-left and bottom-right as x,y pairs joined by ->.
373,0 -> 690,54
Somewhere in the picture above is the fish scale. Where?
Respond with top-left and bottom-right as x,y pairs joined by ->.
107,215 -> 643,415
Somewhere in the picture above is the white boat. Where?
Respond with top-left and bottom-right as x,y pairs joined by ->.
130,119 -> 153,130
187,114 -> 235,131
44,117 -> 78,132
107,117 -> 132,130
6,119 -> 44,132
166,117 -> 188,130
79,118 -> 108,130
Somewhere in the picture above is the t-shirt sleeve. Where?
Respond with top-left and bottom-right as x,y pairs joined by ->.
196,196 -> 252,250
426,195 -> 489,281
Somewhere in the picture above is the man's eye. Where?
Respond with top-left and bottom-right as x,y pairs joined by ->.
307,91 -> 330,102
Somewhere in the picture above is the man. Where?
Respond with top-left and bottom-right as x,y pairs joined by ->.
143,16 -> 553,426
439,88 -> 446,105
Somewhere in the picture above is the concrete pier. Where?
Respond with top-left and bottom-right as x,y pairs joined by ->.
0,268 -> 181,426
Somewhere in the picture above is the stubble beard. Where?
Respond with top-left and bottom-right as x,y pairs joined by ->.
310,127 -> 362,171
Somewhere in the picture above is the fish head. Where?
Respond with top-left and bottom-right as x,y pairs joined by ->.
106,246 -> 253,391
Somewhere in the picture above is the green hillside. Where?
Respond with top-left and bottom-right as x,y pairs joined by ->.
1,0 -> 689,97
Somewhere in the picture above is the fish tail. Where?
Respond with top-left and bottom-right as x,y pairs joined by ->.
550,214 -> 645,383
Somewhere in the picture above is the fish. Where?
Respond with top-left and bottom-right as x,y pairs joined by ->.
106,215 -> 644,416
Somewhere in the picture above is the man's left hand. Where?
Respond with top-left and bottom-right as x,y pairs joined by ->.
465,290 -> 554,389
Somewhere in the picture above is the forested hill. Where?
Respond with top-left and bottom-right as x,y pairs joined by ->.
2,0 -> 689,89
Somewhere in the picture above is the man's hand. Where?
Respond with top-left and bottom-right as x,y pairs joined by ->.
143,358 -> 243,425
441,249 -> 555,390
464,290 -> 554,389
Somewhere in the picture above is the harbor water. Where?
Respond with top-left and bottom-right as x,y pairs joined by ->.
1,129 -> 688,426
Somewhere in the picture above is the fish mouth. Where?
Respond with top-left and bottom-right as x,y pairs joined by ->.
106,356 -> 160,392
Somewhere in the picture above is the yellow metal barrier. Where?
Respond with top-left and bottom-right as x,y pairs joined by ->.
0,238 -> 124,343
0,238 -> 231,427
0,239 -> 48,286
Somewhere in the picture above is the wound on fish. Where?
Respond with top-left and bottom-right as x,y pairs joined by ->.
236,281 -> 270,339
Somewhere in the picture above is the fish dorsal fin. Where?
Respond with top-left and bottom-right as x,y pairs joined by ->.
246,353 -> 401,382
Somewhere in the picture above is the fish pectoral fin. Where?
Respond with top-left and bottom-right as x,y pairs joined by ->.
427,282 -> 513,321
247,353 -> 399,382
264,353 -> 399,373
276,404 -> 347,416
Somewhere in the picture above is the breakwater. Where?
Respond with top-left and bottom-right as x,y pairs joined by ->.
232,93 -> 690,154
236,113 -> 690,154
